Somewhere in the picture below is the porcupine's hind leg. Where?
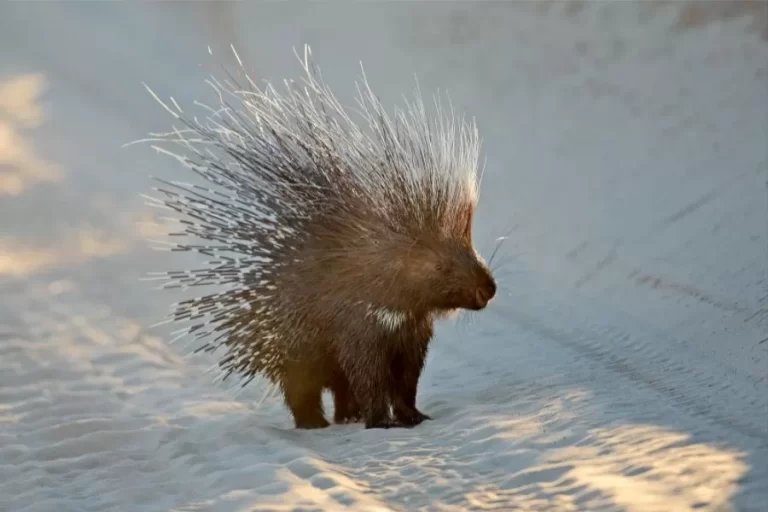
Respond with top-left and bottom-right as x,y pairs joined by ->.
282,361 -> 330,429
329,369 -> 362,424
389,336 -> 431,427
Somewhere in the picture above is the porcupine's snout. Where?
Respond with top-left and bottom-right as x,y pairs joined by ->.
469,267 -> 497,310
448,247 -> 497,311
431,245 -> 498,312
473,274 -> 497,309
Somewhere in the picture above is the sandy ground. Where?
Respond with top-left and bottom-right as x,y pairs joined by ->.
1,2 -> 767,511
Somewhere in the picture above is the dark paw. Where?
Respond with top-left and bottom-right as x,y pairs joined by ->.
295,416 -> 331,429
365,417 -> 404,429
334,401 -> 362,424
394,407 -> 431,427
334,412 -> 363,424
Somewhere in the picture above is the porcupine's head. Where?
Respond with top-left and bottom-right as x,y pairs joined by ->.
396,228 -> 497,314
279,51 -> 497,319
137,46 -> 495,385
335,167 -> 497,318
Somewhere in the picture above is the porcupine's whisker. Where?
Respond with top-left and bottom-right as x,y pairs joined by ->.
487,237 -> 508,269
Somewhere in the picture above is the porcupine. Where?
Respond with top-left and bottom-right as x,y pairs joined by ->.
139,46 -> 497,429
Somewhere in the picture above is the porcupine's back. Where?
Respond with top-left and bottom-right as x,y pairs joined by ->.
139,46 -> 484,390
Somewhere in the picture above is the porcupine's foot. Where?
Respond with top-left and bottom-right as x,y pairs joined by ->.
392,404 -> 431,427
295,414 -> 331,429
366,417 -> 403,429
358,391 -> 404,429
288,395 -> 330,429
334,405 -> 363,425
362,399 -> 416,429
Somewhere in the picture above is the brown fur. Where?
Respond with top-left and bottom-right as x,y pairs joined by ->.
271,196 -> 496,429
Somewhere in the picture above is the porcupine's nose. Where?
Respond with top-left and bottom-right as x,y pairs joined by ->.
474,278 -> 497,309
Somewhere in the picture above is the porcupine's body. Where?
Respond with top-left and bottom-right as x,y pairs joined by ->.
141,47 -> 496,429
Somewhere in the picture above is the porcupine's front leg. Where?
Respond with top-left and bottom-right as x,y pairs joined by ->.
329,370 -> 362,424
389,345 -> 431,427
341,345 -> 398,429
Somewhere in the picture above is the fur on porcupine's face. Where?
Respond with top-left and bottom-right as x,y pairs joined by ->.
408,241 -> 496,314
388,206 -> 497,316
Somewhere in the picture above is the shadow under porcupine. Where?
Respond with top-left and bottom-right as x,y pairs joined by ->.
136,46 -> 496,429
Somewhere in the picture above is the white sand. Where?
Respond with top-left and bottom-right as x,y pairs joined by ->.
1,2 -> 766,511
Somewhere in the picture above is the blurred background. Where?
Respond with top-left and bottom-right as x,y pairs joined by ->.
1,2 -> 767,511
